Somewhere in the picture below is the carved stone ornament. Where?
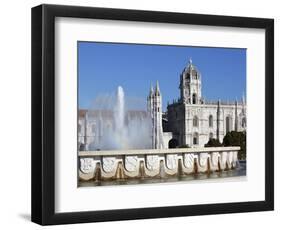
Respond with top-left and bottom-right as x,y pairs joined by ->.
199,152 -> 209,167
146,155 -> 159,171
102,157 -> 117,173
80,158 -> 95,174
211,152 -> 219,166
125,156 -> 138,172
184,153 -> 195,168
166,154 -> 177,170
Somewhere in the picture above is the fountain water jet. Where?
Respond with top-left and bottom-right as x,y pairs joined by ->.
89,86 -> 152,150
114,86 -> 125,133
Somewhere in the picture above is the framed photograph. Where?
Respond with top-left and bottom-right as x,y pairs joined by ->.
31,4 -> 274,225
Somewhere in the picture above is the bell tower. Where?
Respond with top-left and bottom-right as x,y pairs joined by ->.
180,58 -> 202,104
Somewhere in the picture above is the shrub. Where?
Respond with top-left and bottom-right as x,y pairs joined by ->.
204,138 -> 223,147
178,144 -> 190,148
223,131 -> 246,160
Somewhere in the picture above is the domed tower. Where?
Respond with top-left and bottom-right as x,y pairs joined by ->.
179,58 -> 202,104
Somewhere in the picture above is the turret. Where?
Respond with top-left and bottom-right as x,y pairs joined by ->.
155,80 -> 161,96
147,82 -> 164,149
179,58 -> 202,104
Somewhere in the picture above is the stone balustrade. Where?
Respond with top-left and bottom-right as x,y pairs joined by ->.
78,146 -> 240,181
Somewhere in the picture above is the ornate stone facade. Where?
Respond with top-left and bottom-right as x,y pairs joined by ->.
166,59 -> 247,147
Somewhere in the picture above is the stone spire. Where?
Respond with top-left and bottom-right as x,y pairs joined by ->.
155,80 -> 161,96
188,58 -> 195,72
242,92 -> 246,115
242,92 -> 246,105
149,83 -> 154,97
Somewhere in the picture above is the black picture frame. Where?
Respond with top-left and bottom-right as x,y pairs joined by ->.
31,4 -> 274,225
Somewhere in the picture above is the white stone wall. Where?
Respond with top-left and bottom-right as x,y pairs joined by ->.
168,103 -> 246,147
186,105 -> 245,147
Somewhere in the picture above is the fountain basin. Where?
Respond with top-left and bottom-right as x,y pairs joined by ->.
78,146 -> 240,183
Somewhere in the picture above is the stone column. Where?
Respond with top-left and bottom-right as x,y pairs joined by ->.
235,100 -> 238,131
216,100 -> 221,140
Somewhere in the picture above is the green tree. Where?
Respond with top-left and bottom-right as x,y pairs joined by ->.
204,138 -> 223,147
223,131 -> 246,160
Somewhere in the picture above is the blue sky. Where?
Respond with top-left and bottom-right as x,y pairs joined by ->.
78,42 -> 246,110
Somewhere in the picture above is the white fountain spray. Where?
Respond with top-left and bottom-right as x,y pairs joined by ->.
113,86 -> 128,149
89,86 -> 152,150
114,86 -> 125,133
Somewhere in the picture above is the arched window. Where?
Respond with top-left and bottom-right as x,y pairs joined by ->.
209,115 -> 213,127
242,117 -> 246,128
193,132 -> 199,145
193,116 -> 199,127
192,93 -> 197,104
226,116 -> 232,133
168,139 -> 179,148
209,132 -> 214,140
